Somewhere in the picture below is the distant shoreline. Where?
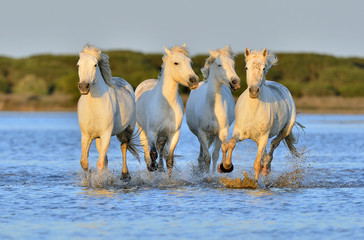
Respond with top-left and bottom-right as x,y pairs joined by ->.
1,94 -> 364,114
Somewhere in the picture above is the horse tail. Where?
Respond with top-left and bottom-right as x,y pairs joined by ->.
283,121 -> 305,158
117,129 -> 141,163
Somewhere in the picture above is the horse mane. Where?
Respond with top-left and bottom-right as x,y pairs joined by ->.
201,46 -> 234,81
80,45 -> 113,87
245,49 -> 278,71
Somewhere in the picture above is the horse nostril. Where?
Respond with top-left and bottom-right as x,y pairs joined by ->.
86,83 -> 90,88
189,77 -> 196,83
256,88 -> 260,93
249,87 -> 253,93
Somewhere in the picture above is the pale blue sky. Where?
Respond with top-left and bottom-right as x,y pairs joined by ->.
1,0 -> 363,58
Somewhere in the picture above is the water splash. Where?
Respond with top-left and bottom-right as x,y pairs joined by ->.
220,171 -> 258,189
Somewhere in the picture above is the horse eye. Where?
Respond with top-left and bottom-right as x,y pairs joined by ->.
245,67 -> 248,70
218,64 -> 222,67
76,64 -> 79,68
94,64 -> 97,67
263,67 -> 266,71
174,62 -> 179,65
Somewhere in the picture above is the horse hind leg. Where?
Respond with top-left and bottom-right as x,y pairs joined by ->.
262,128 -> 291,176
117,129 -> 135,181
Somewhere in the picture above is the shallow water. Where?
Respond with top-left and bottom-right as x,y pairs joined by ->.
0,112 -> 363,239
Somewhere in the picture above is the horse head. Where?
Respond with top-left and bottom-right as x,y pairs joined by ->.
77,45 -> 112,95
162,44 -> 199,89
202,45 -> 240,91
244,48 -> 278,98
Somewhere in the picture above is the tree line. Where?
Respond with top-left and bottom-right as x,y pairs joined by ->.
0,50 -> 363,103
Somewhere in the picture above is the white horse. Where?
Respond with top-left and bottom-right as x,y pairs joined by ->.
186,46 -> 240,173
135,44 -> 199,176
218,48 -> 300,180
77,45 -> 139,180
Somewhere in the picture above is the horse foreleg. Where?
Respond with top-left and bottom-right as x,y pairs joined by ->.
96,135 -> 111,171
166,130 -> 180,178
218,136 -> 236,173
120,142 -> 130,180
211,137 -> 222,173
254,135 -> 269,180
96,138 -> 108,168
197,131 -> 211,173
197,144 -> 204,171
156,138 -> 167,172
80,135 -> 92,172
137,123 -> 154,171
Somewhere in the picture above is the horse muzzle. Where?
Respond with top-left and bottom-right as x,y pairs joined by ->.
229,77 -> 241,91
188,75 -> 199,90
249,86 -> 260,98
78,82 -> 90,95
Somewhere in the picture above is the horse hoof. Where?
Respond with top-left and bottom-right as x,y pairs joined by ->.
261,167 -> 271,176
147,162 -> 159,172
217,163 -> 234,173
121,173 -> 131,181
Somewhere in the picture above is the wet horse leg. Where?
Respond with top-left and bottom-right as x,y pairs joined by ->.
254,134 -> 269,180
96,134 -> 111,171
96,138 -> 108,168
156,138 -> 167,172
198,131 -> 211,173
137,123 -> 155,171
197,144 -> 203,171
80,135 -> 92,172
262,129 -> 287,176
211,137 -> 222,173
166,130 -> 180,177
218,136 -> 236,173
120,142 -> 130,180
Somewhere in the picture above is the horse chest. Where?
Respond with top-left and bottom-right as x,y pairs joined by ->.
78,97 -> 115,136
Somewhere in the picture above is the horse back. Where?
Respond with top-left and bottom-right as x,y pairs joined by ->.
135,79 -> 158,101
265,81 -> 296,136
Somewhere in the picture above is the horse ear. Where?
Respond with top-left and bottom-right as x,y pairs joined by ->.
182,43 -> 187,48
263,48 -> 268,57
164,47 -> 171,56
225,45 -> 231,51
208,49 -> 213,55
245,48 -> 250,57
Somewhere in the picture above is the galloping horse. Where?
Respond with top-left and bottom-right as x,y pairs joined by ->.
186,46 -> 240,173
77,45 -> 138,180
135,44 -> 199,177
218,48 -> 300,180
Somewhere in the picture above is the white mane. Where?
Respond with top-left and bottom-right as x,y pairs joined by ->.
201,46 -> 234,81
80,45 -> 113,87
245,49 -> 278,71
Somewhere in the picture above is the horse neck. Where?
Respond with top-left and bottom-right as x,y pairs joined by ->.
159,68 -> 179,105
206,70 -> 224,105
89,67 -> 109,98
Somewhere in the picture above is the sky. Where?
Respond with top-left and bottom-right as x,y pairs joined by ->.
1,0 -> 363,58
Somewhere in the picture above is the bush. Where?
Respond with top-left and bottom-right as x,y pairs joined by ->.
13,74 -> 48,96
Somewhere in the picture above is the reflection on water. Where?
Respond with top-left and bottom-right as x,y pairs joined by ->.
0,112 -> 364,239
